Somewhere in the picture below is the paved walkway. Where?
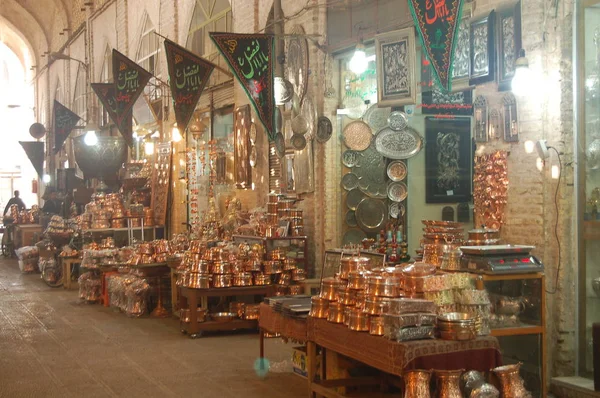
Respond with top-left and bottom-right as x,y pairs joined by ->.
0,258 -> 306,397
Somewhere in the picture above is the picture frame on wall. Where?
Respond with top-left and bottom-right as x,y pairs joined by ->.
497,2 -> 522,91
469,10 -> 496,86
375,27 -> 417,106
425,117 -> 473,203
450,4 -> 474,92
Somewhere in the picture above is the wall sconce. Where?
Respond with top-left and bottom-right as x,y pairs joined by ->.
349,41 -> 368,75
511,49 -> 532,96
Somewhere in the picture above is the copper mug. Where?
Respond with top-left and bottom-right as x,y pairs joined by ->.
404,370 -> 432,398
491,363 -> 529,398
435,369 -> 463,398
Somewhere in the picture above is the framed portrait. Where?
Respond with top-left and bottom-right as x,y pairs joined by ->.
375,27 -> 417,106
425,117 -> 473,203
469,10 -> 496,86
497,2 -> 522,91
450,4 -> 474,92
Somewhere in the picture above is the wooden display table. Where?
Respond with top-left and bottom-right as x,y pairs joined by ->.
306,317 -> 502,398
179,285 -> 276,338
258,302 -> 308,361
60,257 -> 81,289
14,224 -> 42,249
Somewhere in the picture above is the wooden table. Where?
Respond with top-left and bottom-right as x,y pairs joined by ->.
306,317 -> 502,398
60,257 -> 81,289
179,285 -> 275,338
258,302 -> 308,360
14,224 -> 42,249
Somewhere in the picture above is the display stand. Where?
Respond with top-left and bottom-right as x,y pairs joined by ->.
178,285 -> 276,338
60,257 -> 81,289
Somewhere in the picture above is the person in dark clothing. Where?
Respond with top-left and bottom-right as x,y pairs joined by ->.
3,190 -> 26,215
42,189 -> 62,215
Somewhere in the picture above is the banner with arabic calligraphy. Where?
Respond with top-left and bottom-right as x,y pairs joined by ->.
209,32 -> 275,140
409,0 -> 464,91
112,49 -> 152,127
164,39 -> 215,132
19,141 -> 44,177
53,100 -> 81,154
91,83 -> 134,146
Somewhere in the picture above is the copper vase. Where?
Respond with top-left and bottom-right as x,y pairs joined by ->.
492,363 -> 530,398
435,369 -> 463,398
404,370 -> 432,398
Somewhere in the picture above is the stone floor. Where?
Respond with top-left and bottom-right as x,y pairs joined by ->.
0,258 -> 307,398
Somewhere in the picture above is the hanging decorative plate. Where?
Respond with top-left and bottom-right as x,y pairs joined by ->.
285,25 -> 309,106
389,202 -> 406,219
301,95 -> 317,139
317,116 -> 333,143
366,183 -> 388,199
249,146 -> 257,167
387,160 -> 407,182
387,181 -> 408,202
342,150 -> 359,168
343,121 -> 372,151
346,189 -> 365,210
363,103 -> 391,134
345,210 -> 358,227
291,133 -> 307,150
356,197 -> 388,234
274,132 -> 286,158
274,108 -> 283,132
291,115 -> 309,135
249,123 -> 257,145
341,173 -> 359,191
344,97 -> 367,119
374,126 -> 423,159
352,141 -> 386,195
387,111 -> 409,131
274,77 -> 294,105
343,229 -> 368,246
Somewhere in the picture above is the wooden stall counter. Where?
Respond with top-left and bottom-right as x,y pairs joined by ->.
14,224 -> 42,249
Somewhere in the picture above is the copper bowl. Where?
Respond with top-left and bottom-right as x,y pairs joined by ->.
347,308 -> 370,331
292,268 -> 306,281
310,296 -> 329,318
233,272 -> 253,287
212,274 -> 233,288
369,315 -> 385,335
244,304 -> 260,320
229,302 -> 246,318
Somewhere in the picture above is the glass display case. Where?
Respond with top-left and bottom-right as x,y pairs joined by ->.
578,0 -> 600,381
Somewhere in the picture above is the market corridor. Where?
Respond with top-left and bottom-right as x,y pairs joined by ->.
0,258 -> 306,398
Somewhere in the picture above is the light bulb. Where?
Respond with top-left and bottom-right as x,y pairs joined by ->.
349,44 -> 368,75
84,130 -> 98,146
172,125 -> 182,142
551,165 -> 560,179
42,174 -> 51,183
524,140 -> 535,154
144,141 -> 155,156
511,50 -> 532,96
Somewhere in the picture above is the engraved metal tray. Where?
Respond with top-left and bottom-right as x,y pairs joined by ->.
363,103 -> 391,134
355,197 -> 388,234
375,126 -> 423,159
352,141 -> 387,198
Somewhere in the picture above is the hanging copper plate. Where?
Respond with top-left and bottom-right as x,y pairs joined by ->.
291,133 -> 307,150
345,210 -> 358,227
387,181 -> 408,202
343,121 -> 372,151
387,111 -> 409,131
346,189 -> 365,210
356,198 -> 388,234
274,132 -> 286,158
387,160 -> 407,182
389,202 -> 406,219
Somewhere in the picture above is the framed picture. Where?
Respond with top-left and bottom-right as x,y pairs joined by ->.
497,2 -> 522,91
421,53 -> 474,116
425,117 -> 473,203
321,250 -> 352,279
469,10 -> 496,86
358,251 -> 386,269
375,27 -> 417,106
450,4 -> 473,92
474,95 -> 489,143
503,92 -> 519,142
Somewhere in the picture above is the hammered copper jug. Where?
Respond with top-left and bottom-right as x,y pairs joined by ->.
492,363 -> 530,398
404,370 -> 432,398
435,369 -> 463,398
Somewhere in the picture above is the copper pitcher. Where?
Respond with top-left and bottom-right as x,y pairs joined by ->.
435,369 -> 463,398
404,370 -> 432,398
491,363 -> 531,398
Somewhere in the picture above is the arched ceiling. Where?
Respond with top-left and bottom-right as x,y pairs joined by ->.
0,0 -> 77,70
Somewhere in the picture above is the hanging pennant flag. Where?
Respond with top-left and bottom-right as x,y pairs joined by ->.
19,141 -> 44,177
209,32 -> 275,140
53,100 -> 81,154
112,49 -> 152,127
409,0 -> 465,91
164,39 -> 215,132
91,82 -> 134,147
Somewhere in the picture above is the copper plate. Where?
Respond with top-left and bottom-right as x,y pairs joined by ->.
343,121 -> 372,151
389,202 -> 406,219
375,126 -> 423,159
387,181 -> 408,202
343,229 -> 367,245
291,115 -> 309,135
341,173 -> 359,191
346,188 -> 365,210
387,160 -> 407,181
363,103 -> 391,133
291,133 -> 307,150
345,210 -> 358,227
317,116 -> 333,143
342,150 -> 359,168
356,197 -> 388,233
388,111 -> 409,131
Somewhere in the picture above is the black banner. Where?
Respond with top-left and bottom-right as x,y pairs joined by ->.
91,83 -> 133,147
19,141 -> 44,177
53,100 -> 81,154
409,0 -> 464,91
209,32 -> 275,140
112,49 -> 152,127
164,39 -> 215,132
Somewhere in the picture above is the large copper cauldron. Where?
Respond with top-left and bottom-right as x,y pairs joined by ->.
73,135 -> 128,180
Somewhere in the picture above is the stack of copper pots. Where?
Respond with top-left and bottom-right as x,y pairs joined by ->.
143,207 -> 154,227
419,220 -> 465,266
401,262 -> 437,297
264,194 -> 305,237
465,228 -> 500,246
153,240 -> 170,263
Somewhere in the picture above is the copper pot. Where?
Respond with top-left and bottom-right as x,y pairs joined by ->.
309,296 -> 329,318
369,316 -> 385,336
254,273 -> 271,286
289,209 -> 303,218
212,274 -> 233,288
277,272 -> 291,286
244,304 -> 260,320
266,213 -> 279,225
290,217 -> 303,227
343,306 -> 352,326
347,270 -> 369,290
267,203 -> 279,214
491,363 -> 528,398
244,259 -> 262,272
339,256 -> 371,279
320,277 -> 340,301
292,268 -> 306,281
468,228 -> 499,241
355,290 -> 367,309
291,226 -> 304,236
366,275 -> 400,297
185,273 -> 211,289
263,261 -> 283,274
233,272 -> 253,286
189,260 -> 210,273
267,193 -> 281,203
289,285 -> 304,295
404,370 -> 432,398
435,369 -> 463,398
327,302 -> 345,323
179,307 -> 207,323
364,297 -> 390,315
269,249 -> 287,261
283,259 -> 297,270
211,261 -> 232,274
337,288 -> 356,306
189,240 -> 203,254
